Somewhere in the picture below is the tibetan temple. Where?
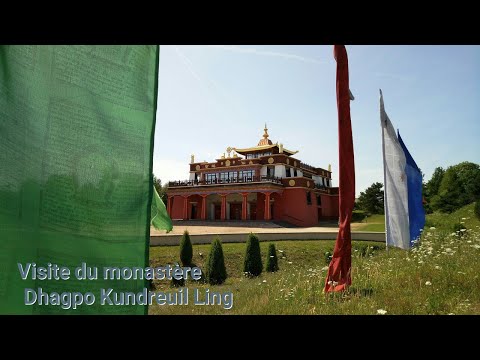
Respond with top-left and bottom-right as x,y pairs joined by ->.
166,125 -> 339,227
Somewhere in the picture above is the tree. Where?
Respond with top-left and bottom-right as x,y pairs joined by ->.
357,182 -> 384,215
205,237 -> 227,285
243,233 -> 263,277
265,243 -> 279,272
179,230 -> 193,266
153,174 -> 168,205
424,167 -> 445,200
430,162 -> 480,213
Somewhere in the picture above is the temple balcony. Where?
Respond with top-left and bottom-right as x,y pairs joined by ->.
168,175 -> 283,188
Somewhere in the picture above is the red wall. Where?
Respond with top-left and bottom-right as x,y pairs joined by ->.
171,196 -> 185,220
280,188 -> 318,227
169,191 -> 339,225
318,194 -> 339,220
272,192 -> 284,221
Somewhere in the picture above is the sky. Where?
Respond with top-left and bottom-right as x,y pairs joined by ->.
153,45 -> 480,196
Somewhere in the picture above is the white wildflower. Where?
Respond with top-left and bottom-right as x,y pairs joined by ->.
262,280 -> 267,283
430,227 -> 436,230
377,309 -> 387,315
425,281 -> 432,286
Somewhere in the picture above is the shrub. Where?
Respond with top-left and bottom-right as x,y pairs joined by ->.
170,263 -> 185,287
424,219 -> 436,228
148,278 -> 155,290
243,233 -> 263,277
265,243 -> 279,272
475,200 -> 480,220
179,230 -> 193,266
352,210 -> 367,222
205,237 -> 227,285
452,223 -> 467,237
324,248 -> 333,265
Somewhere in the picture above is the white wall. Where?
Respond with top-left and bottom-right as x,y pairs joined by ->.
189,172 -> 195,180
275,164 -> 286,178
260,166 -> 267,176
313,175 -> 322,185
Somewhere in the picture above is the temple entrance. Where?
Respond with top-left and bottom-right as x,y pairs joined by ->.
230,203 -> 242,220
214,204 -> 221,220
249,203 -> 257,220
190,203 -> 197,219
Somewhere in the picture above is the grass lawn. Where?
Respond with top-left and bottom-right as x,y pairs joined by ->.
148,203 -> 480,315
352,214 -> 385,232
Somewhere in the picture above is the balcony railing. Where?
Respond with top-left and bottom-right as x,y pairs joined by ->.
169,175 -> 283,187
300,162 -> 318,173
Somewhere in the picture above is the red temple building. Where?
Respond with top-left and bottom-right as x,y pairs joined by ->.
166,126 -> 339,227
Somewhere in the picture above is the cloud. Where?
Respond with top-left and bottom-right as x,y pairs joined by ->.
206,45 -> 327,65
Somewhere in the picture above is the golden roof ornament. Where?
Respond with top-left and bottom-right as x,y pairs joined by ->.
226,147 -> 232,158
191,154 -> 195,164
258,123 -> 273,146
328,164 -> 332,172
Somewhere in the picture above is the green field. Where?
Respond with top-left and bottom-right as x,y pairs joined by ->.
148,204 -> 480,315
352,214 -> 386,232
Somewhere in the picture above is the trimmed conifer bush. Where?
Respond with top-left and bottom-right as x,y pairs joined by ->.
179,230 -> 193,266
205,237 -> 227,285
243,233 -> 263,277
265,243 -> 279,272
170,263 -> 185,287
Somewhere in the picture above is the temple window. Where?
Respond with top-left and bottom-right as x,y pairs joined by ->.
306,191 -> 312,205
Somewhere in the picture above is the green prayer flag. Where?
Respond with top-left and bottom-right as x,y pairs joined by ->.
151,186 -> 173,233
0,45 -> 159,314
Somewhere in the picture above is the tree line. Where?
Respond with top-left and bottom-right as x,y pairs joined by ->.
356,161 -> 480,215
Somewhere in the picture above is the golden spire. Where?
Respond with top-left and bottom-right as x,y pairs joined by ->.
328,164 -> 332,172
257,123 -> 273,146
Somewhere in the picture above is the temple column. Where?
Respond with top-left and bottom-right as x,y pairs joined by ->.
183,196 -> 189,220
200,194 -> 207,220
241,193 -> 248,221
167,196 -> 173,217
264,192 -> 271,220
220,194 -> 227,221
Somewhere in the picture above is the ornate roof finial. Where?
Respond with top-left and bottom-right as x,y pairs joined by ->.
258,123 -> 273,146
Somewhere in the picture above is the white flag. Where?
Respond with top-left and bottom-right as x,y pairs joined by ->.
380,90 -> 410,250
